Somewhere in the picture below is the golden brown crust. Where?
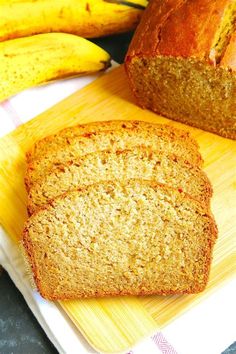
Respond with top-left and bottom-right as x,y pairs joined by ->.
126,0 -> 233,63
22,228 -> 44,297
221,31 -> 236,70
37,285 -> 208,301
126,0 -> 185,59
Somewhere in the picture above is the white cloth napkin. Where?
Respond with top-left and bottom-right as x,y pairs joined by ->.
0,64 -> 235,354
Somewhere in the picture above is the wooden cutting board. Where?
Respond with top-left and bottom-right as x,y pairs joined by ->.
0,66 -> 235,353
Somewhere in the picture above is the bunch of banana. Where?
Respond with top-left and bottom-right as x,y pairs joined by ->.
0,0 -> 148,101
0,0 -> 148,41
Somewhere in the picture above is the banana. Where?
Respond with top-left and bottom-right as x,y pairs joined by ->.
0,0 -> 148,42
0,33 -> 111,102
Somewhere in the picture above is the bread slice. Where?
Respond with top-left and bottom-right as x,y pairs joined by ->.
26,120 -> 199,163
25,125 -> 203,190
23,179 -> 217,300
27,147 -> 212,215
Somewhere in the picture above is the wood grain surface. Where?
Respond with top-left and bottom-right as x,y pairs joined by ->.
0,66 -> 235,353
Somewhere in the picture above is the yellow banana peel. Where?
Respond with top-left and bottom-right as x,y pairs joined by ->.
0,0 -> 148,41
0,33 -> 111,102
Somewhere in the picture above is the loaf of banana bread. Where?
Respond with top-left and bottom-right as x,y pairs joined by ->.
125,0 -> 236,139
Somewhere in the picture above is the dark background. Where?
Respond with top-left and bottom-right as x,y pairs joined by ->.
0,32 -> 235,354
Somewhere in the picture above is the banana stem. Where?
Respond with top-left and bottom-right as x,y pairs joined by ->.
103,0 -> 148,10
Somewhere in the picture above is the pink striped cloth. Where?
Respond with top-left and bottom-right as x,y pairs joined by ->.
0,68 -> 235,354
1,99 -> 23,127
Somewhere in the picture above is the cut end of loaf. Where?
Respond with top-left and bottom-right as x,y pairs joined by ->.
23,180 -> 217,300
126,56 -> 236,139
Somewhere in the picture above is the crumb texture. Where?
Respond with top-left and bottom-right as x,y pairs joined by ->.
28,147 -> 211,214
25,120 -> 202,189
23,180 -> 217,300
23,121 -> 217,300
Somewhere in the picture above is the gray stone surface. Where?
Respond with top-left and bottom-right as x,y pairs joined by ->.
0,269 -> 57,354
223,342 -> 236,354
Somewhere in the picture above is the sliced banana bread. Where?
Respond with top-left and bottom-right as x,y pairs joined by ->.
25,126 -> 203,190
26,120 -> 199,163
27,147 -> 212,215
23,179 -> 217,300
